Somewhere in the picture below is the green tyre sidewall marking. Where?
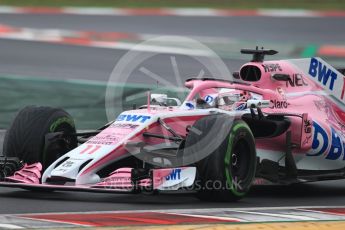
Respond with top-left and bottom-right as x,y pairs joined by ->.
49,117 -> 75,132
224,121 -> 253,197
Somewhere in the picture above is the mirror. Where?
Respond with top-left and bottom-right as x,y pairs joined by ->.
151,94 -> 182,106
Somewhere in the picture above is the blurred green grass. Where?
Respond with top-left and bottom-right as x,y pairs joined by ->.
0,75 -> 187,130
0,0 -> 344,9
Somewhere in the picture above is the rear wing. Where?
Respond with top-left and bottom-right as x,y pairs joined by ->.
289,57 -> 345,105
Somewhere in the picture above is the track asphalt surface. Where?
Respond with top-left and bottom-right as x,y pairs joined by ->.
0,39 -> 245,83
0,15 -> 343,82
0,13 -> 345,215
0,14 -> 344,43
1,179 -> 345,214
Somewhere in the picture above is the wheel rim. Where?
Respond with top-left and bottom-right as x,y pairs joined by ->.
230,139 -> 251,189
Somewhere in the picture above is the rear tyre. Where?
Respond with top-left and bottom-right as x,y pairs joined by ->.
3,106 -> 77,169
184,114 -> 256,201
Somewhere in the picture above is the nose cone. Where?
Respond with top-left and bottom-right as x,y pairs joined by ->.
51,158 -> 92,180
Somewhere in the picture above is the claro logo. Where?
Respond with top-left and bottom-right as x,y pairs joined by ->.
270,100 -> 289,109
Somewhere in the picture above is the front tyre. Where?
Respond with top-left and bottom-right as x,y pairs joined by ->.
3,106 -> 77,169
185,115 -> 256,201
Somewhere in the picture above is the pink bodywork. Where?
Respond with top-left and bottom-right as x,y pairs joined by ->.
6,163 -> 42,184
81,59 -> 328,178
5,57 -> 345,189
92,167 -> 134,190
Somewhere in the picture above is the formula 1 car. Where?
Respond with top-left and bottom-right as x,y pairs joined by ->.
1,48 -> 345,201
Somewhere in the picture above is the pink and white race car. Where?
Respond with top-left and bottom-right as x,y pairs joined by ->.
1,48 -> 345,201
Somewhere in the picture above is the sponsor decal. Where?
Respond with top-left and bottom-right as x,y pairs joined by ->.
309,57 -> 337,91
110,123 -> 139,129
185,102 -> 195,109
309,121 -> 345,160
87,135 -> 119,145
314,99 -> 327,111
276,87 -> 286,100
302,116 -> 313,145
116,114 -> 151,123
305,58 -> 345,103
61,160 -> 74,168
258,100 -> 270,107
303,135 -> 312,145
166,168 -> 181,180
313,99 -> 345,136
270,99 -> 289,109
309,122 -> 329,157
56,159 -> 80,172
235,103 -> 247,111
262,63 -> 282,73
87,122 -> 135,145
204,95 -> 214,103
286,73 -> 308,87
304,118 -> 312,134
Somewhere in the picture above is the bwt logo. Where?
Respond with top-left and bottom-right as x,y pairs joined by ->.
116,114 -> 151,123
309,57 -> 338,91
166,169 -> 181,180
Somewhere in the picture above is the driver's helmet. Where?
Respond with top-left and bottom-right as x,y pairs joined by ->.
216,89 -> 252,111
239,90 -> 252,102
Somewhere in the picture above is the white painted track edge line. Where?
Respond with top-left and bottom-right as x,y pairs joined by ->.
4,205 -> 345,217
